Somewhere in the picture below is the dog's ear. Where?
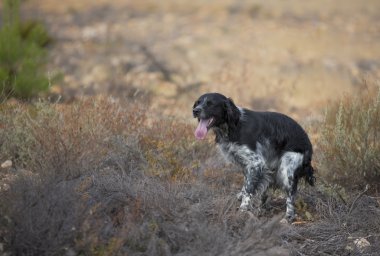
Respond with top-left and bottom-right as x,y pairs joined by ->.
224,98 -> 240,128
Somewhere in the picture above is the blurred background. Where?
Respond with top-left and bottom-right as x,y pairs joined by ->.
15,0 -> 380,118
1,2 -> 380,255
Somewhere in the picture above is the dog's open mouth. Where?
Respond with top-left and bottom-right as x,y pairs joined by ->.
194,117 -> 214,140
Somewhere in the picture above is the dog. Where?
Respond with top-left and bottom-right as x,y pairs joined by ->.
192,93 -> 315,222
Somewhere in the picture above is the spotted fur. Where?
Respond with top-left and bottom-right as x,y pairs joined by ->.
193,93 -> 315,222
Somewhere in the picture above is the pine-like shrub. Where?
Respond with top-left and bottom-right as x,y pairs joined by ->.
0,0 -> 52,100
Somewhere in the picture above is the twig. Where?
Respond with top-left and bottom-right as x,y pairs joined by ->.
222,196 -> 236,217
319,177 -> 347,205
348,184 -> 369,215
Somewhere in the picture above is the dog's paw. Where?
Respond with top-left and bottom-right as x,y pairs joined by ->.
239,194 -> 253,211
236,191 -> 243,201
279,218 -> 290,225
239,205 -> 249,212
280,214 -> 296,224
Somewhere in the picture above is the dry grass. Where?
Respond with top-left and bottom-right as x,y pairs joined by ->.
318,82 -> 380,192
0,98 -> 291,255
283,189 -> 380,255
0,97 -> 144,176
1,97 -> 380,255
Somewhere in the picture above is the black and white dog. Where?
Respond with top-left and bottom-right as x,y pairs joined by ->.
192,93 -> 315,222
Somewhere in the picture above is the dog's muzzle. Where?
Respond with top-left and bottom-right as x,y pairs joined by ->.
193,107 -> 202,117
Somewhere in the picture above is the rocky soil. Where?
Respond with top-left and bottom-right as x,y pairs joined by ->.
23,0 -> 380,118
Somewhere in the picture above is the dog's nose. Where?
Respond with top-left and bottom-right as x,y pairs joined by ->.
193,107 -> 201,117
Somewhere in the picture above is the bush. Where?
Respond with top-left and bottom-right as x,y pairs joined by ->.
1,97 -> 380,255
319,84 -> 380,191
283,189 -> 380,255
0,0 -> 52,100
0,97 -> 145,174
0,98 -> 288,255
0,98 -> 147,255
140,117 -> 213,180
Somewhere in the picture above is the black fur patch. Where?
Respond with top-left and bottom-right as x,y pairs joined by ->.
193,92 -> 315,221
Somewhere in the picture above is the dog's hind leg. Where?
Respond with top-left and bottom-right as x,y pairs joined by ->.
278,152 -> 304,222
285,178 -> 298,222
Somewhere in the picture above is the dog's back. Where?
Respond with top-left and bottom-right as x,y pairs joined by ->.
235,110 -> 315,185
237,110 -> 312,154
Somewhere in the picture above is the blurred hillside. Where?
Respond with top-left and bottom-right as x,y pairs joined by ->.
21,0 -> 380,118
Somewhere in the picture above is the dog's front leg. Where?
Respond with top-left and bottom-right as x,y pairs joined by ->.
239,167 -> 257,211
239,163 -> 271,212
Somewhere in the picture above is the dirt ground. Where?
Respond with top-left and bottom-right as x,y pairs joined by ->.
23,0 -> 380,119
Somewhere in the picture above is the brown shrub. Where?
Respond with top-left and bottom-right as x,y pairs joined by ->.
0,97 -> 145,177
1,98 -> 289,255
283,188 -> 380,255
140,117 -> 212,180
5,96 -> 379,256
318,83 -> 380,191
0,97 -> 148,255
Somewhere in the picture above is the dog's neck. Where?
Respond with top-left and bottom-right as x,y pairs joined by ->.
213,108 -> 243,143
212,123 -> 230,143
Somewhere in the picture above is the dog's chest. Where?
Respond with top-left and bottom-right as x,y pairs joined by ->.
217,142 -> 263,168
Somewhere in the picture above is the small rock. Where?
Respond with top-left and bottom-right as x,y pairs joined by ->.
50,84 -> 63,94
354,238 -> 370,252
345,245 -> 353,251
1,160 -> 12,169
82,23 -> 107,41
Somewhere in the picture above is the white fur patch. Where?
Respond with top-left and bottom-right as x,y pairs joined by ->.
240,194 -> 252,211
217,141 -> 304,213
277,152 -> 304,190
217,142 -> 265,168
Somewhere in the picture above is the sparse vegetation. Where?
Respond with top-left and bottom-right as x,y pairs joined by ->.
283,188 -> 380,255
0,99 -> 283,255
319,84 -> 380,191
1,97 -> 380,255
0,0 -> 52,100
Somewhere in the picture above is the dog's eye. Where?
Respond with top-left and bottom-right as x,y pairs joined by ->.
206,101 -> 213,106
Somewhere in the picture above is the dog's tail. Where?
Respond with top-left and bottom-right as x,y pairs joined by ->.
304,165 -> 316,186
303,150 -> 316,186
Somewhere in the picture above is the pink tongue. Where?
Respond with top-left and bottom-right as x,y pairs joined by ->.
195,119 -> 210,140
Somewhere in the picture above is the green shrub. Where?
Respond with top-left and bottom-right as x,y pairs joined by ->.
319,85 -> 380,190
0,0 -> 52,100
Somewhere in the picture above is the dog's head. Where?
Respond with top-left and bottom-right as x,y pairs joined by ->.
192,93 -> 240,140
